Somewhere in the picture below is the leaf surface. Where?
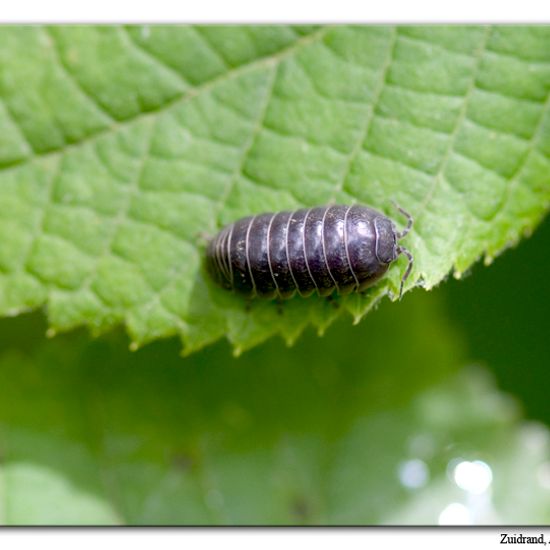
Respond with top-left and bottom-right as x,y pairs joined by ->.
1,25 -> 550,352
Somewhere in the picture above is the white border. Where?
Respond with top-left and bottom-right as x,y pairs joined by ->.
1,0 -> 550,23
0,2 -> 548,546
0,529 -> 543,550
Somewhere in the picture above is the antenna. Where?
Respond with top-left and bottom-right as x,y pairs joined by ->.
391,201 -> 413,239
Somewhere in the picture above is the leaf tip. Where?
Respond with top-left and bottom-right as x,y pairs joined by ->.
129,341 -> 139,352
180,346 -> 192,358
284,335 -> 297,348
45,327 -> 56,339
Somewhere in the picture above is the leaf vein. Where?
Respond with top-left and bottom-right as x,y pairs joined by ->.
0,27 -> 328,175
417,27 -> 493,219
121,27 -> 192,88
332,27 -> 398,200
44,27 -> 118,124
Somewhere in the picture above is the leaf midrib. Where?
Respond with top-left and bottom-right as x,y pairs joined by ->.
0,26 -> 328,172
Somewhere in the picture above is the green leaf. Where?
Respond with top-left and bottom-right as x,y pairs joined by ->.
1,25 -> 550,353
0,293 -> 548,525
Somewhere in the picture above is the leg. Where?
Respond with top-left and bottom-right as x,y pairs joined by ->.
325,293 -> 340,308
397,245 -> 414,299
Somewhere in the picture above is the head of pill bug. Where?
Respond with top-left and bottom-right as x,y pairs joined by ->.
374,216 -> 399,264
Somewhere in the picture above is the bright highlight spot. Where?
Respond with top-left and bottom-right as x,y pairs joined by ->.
438,502 -> 473,525
453,460 -> 493,494
398,459 -> 429,489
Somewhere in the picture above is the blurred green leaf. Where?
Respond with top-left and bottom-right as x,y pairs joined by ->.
0,26 -> 550,353
444,215 -> 550,426
0,292 -> 548,525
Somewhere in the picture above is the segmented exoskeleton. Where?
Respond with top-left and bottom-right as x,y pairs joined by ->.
206,204 -> 413,300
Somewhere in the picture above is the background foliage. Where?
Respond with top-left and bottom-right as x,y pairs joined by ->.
0,25 -> 549,524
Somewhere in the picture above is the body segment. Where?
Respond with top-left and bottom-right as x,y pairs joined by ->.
207,204 -> 413,299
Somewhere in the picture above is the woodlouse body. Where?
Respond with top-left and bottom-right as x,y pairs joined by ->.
206,204 -> 413,300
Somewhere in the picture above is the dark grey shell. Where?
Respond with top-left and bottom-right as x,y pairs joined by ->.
206,204 -> 408,300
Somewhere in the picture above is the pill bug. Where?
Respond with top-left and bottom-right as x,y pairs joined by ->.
206,204 -> 413,300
